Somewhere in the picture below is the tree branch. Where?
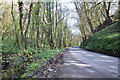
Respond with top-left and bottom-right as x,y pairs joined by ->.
43,3 -> 49,26
57,13 -> 69,24
43,15 -> 49,26
90,2 -> 102,10
24,3 -> 33,36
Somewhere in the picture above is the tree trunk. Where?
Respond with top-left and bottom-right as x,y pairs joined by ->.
11,1 -> 20,49
36,2 -> 40,49
18,1 -> 24,49
48,2 -> 54,49
54,1 -> 58,49
84,3 -> 94,34
24,3 -> 33,49
104,2 -> 111,19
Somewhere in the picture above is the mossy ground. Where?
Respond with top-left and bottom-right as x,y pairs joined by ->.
81,20 -> 120,57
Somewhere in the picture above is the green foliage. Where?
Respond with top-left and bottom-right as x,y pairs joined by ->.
81,20 -> 120,55
21,48 -> 65,78
27,63 -> 40,71
36,48 -> 64,60
27,47 -> 36,54
1,2 -> 70,78
21,72 -> 32,78
81,38 -> 92,48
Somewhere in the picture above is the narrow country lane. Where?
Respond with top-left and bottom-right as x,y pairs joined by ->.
54,47 -> 119,78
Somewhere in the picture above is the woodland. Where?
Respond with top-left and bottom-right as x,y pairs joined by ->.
0,0 -> 119,78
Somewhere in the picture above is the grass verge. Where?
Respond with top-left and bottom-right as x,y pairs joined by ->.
80,20 -> 120,57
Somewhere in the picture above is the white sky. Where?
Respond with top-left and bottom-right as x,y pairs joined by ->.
61,1 -> 81,34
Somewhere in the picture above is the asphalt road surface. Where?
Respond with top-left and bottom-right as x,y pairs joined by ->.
55,46 -> 119,78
